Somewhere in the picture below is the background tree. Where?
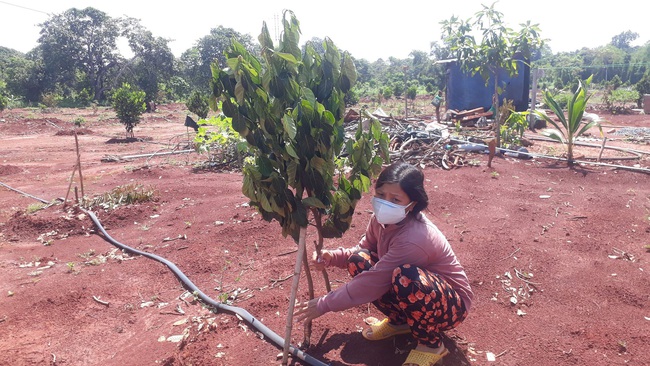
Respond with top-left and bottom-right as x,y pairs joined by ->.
38,7 -> 123,102
0,80 -> 7,113
210,11 -> 389,362
610,30 -> 639,51
634,71 -> 650,107
121,19 -> 175,109
189,26 -> 256,93
0,47 -> 41,103
441,1 -> 544,146
111,83 -> 146,138
406,85 -> 418,109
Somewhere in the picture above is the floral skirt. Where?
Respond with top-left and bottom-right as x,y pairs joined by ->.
348,249 -> 468,348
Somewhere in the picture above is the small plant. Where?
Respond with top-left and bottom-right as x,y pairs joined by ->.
111,83 -> 146,139
218,292 -> 230,304
66,262 -> 77,273
501,110 -> 529,148
186,91 -> 210,119
491,171 -> 500,179
73,116 -> 85,128
194,114 -> 248,167
617,340 -> 627,353
535,76 -> 603,165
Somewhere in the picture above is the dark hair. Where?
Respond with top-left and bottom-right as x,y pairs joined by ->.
375,162 -> 428,216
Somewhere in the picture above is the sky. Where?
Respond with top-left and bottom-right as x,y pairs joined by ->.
1,0 -> 648,61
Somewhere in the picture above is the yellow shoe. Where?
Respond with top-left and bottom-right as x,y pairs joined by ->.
402,347 -> 449,366
361,318 -> 410,341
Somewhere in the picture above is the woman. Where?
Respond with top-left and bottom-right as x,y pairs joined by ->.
294,162 -> 473,366
432,90 -> 444,122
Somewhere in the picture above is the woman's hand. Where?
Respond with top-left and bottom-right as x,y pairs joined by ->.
311,250 -> 332,271
293,297 -> 322,324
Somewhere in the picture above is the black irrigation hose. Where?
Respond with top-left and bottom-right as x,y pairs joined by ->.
82,209 -> 328,366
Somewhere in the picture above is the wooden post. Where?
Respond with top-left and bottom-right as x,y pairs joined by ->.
529,68 -> 544,130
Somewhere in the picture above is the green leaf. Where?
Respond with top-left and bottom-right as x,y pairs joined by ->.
259,194 -> 273,212
282,114 -> 297,140
286,143 -> 299,158
310,156 -> 326,174
274,51 -> 299,64
302,196 -> 326,209
242,173 -> 255,199
234,81 -> 245,104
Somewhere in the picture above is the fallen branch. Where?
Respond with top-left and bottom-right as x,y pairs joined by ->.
270,274 -> 294,287
499,248 -> 520,261
277,248 -> 298,257
92,295 -> 109,306
514,268 -> 541,286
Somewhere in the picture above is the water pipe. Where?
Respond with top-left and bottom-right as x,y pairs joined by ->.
426,132 -> 650,174
82,208 -> 329,366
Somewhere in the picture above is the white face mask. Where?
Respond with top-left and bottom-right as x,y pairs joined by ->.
372,197 -> 412,225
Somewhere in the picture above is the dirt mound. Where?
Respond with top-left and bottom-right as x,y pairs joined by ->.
0,165 -> 22,176
106,136 -> 154,144
5,209 -> 88,242
54,128 -> 94,136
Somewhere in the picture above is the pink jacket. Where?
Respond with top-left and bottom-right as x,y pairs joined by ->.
317,213 -> 473,314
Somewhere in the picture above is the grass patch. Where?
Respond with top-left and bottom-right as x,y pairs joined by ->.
84,183 -> 158,210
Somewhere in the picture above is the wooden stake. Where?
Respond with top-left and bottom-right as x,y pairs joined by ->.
63,161 -> 78,208
282,226 -> 307,366
597,137 -> 608,162
74,131 -> 85,203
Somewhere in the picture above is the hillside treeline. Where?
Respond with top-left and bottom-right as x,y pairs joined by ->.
1,7 -> 650,111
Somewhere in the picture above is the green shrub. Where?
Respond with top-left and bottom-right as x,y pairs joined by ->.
111,83 -> 146,138
41,92 -> 61,108
634,72 -> 650,107
549,92 -> 571,109
0,94 -> 7,112
73,116 -> 85,127
185,91 -> 209,119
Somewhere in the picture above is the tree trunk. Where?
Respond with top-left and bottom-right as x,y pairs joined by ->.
494,72 -> 501,147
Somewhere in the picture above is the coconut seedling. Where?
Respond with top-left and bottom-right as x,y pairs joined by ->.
535,75 -> 603,165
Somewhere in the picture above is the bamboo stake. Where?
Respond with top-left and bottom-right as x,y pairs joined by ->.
282,226 -> 307,365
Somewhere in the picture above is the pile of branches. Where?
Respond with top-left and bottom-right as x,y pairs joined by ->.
344,110 -> 495,170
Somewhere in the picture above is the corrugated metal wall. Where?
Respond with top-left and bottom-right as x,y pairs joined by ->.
445,59 -> 530,112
